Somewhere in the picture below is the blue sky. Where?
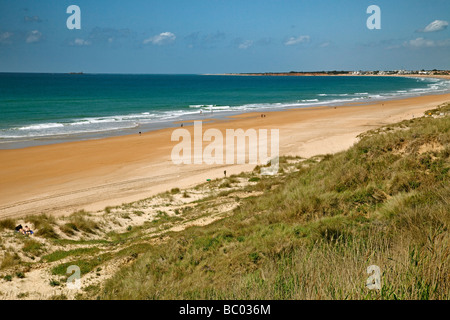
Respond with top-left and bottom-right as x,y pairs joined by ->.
0,0 -> 449,73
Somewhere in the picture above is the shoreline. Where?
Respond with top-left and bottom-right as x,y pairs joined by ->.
2,74 -> 449,151
1,92 -> 450,220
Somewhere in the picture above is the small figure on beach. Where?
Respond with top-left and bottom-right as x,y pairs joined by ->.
224,170 -> 227,177
15,224 -> 24,234
139,131 -> 141,136
23,226 -> 33,235
181,123 -> 183,127
14,224 -> 33,235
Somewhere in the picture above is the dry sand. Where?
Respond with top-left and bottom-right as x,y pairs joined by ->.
1,93 -> 449,220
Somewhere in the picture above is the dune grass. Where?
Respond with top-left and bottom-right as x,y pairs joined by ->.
0,219 -> 16,231
42,247 -> 101,263
0,251 -> 22,271
100,104 -> 449,300
25,214 -> 59,239
60,210 -> 100,236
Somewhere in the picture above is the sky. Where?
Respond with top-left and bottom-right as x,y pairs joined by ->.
0,0 -> 449,74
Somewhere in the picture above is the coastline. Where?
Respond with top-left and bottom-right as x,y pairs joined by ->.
210,73 -> 450,80
2,74 -> 449,150
1,92 -> 450,220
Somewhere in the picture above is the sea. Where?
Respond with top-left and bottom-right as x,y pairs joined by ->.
1,73 -> 450,149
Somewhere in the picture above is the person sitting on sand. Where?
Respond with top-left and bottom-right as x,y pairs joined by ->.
14,224 -> 27,235
23,225 -> 34,235
14,224 -> 33,235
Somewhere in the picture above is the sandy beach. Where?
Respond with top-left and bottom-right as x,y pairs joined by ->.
1,93 -> 449,220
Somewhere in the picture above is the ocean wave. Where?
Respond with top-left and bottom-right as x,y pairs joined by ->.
18,123 -> 64,131
189,104 -> 215,108
2,118 -> 139,139
2,77 -> 450,141
299,99 -> 319,102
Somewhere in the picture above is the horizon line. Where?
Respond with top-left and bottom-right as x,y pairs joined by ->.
1,69 -> 449,76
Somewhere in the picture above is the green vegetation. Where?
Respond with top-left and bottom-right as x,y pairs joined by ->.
25,214 -> 59,239
42,247 -> 100,263
0,219 -> 16,231
22,239 -> 45,257
51,254 -> 110,276
100,104 -> 450,300
16,292 -> 29,299
151,211 -> 183,228
0,252 -> 21,270
60,211 -> 100,236
104,207 -> 113,214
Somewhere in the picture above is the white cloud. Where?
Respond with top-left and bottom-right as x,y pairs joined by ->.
408,37 -> 435,47
421,20 -> 448,32
71,38 -> 91,46
284,35 -> 310,46
238,40 -> 253,49
405,37 -> 450,48
143,32 -> 176,45
26,30 -> 42,43
0,31 -> 13,44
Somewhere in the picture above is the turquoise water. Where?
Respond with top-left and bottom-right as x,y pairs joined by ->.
1,73 -> 449,147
